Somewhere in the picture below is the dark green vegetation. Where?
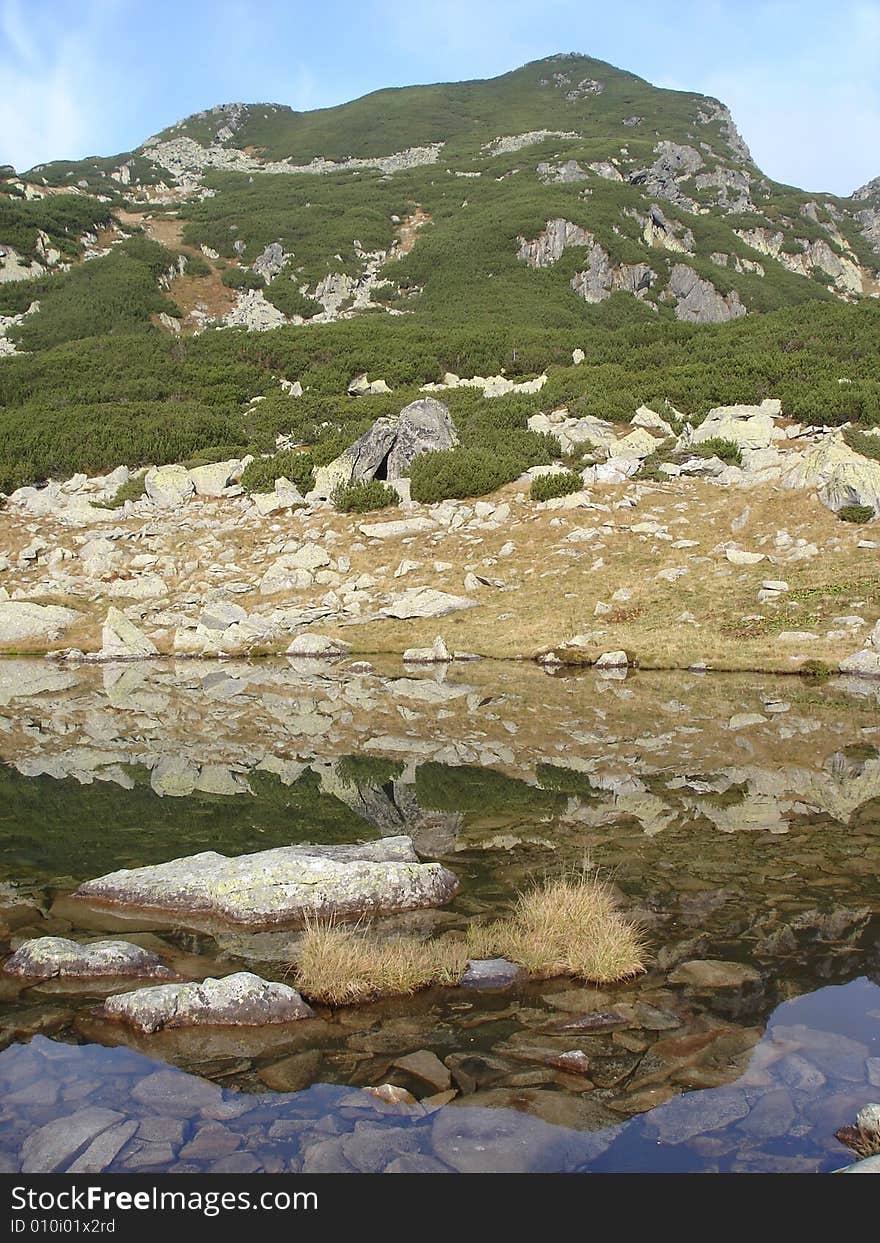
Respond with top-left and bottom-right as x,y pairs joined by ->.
694,437 -> 743,466
0,236 -> 180,351
843,426 -> 880,462
0,764 -> 378,880
410,430 -> 558,502
530,469 -> 584,500
838,504 -> 875,523
0,194 -> 113,264
0,54 -> 878,494
240,449 -> 314,495
332,478 -> 400,512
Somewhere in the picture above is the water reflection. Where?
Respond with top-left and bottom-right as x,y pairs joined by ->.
1,660 -> 879,1172
1,978 -> 877,1173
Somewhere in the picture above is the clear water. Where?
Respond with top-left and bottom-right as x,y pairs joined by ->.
0,658 -> 878,1173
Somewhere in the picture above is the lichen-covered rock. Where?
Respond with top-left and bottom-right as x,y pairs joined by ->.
189,459 -> 242,497
100,971 -> 314,1032
144,464 -> 194,506
73,836 -> 459,927
286,633 -> 351,658
839,649 -> 880,676
784,435 -> 880,513
358,517 -> 435,539
820,459 -> 880,515
693,402 -> 779,449
3,936 -> 175,981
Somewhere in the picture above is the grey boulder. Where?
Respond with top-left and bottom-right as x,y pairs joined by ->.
100,971 -> 314,1033
3,936 -> 175,981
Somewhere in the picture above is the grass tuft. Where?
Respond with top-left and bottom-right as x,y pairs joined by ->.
466,869 -> 647,984
291,869 -> 646,1005
292,920 -> 468,1006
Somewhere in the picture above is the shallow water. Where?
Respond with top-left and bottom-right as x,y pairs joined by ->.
1,658 -> 879,1173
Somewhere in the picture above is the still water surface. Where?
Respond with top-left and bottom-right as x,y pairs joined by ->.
0,658 -> 878,1172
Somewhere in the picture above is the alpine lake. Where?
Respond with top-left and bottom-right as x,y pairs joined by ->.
0,656 -> 878,1174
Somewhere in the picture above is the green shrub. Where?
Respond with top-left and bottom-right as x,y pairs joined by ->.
410,430 -> 559,503
638,436 -> 679,480
240,450 -> 314,494
221,267 -> 265,291
333,478 -> 400,512
694,437 -> 743,466
530,470 -> 583,501
838,504 -> 874,524
183,252 -> 211,277
101,471 -> 147,508
264,278 -> 322,319
843,427 -> 880,462
410,447 -> 518,502
801,658 -> 833,680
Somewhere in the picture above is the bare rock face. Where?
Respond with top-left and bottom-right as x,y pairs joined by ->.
854,177 -> 880,259
517,217 -> 592,267
629,141 -> 704,213
251,241 -> 285,282
100,971 -> 314,1033
668,264 -> 746,323
73,836 -> 459,928
3,936 -> 175,981
517,219 -> 655,304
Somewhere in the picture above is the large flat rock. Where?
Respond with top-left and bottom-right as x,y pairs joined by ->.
72,835 -> 459,928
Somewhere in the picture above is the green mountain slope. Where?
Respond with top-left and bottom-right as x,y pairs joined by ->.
0,52 -> 878,490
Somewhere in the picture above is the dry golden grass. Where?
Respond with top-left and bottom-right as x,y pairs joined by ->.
466,869 -> 647,984
291,872 -> 646,1005
292,919 -> 469,1005
5,464 -> 880,672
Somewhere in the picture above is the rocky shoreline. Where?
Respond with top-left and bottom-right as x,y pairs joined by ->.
3,399 -> 880,677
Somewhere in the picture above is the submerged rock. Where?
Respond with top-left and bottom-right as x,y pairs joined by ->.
460,958 -> 521,988
667,959 -> 761,988
100,971 -> 314,1033
3,936 -> 175,981
72,836 -> 459,928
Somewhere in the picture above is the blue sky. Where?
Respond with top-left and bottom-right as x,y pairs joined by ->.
2,0 -> 878,194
